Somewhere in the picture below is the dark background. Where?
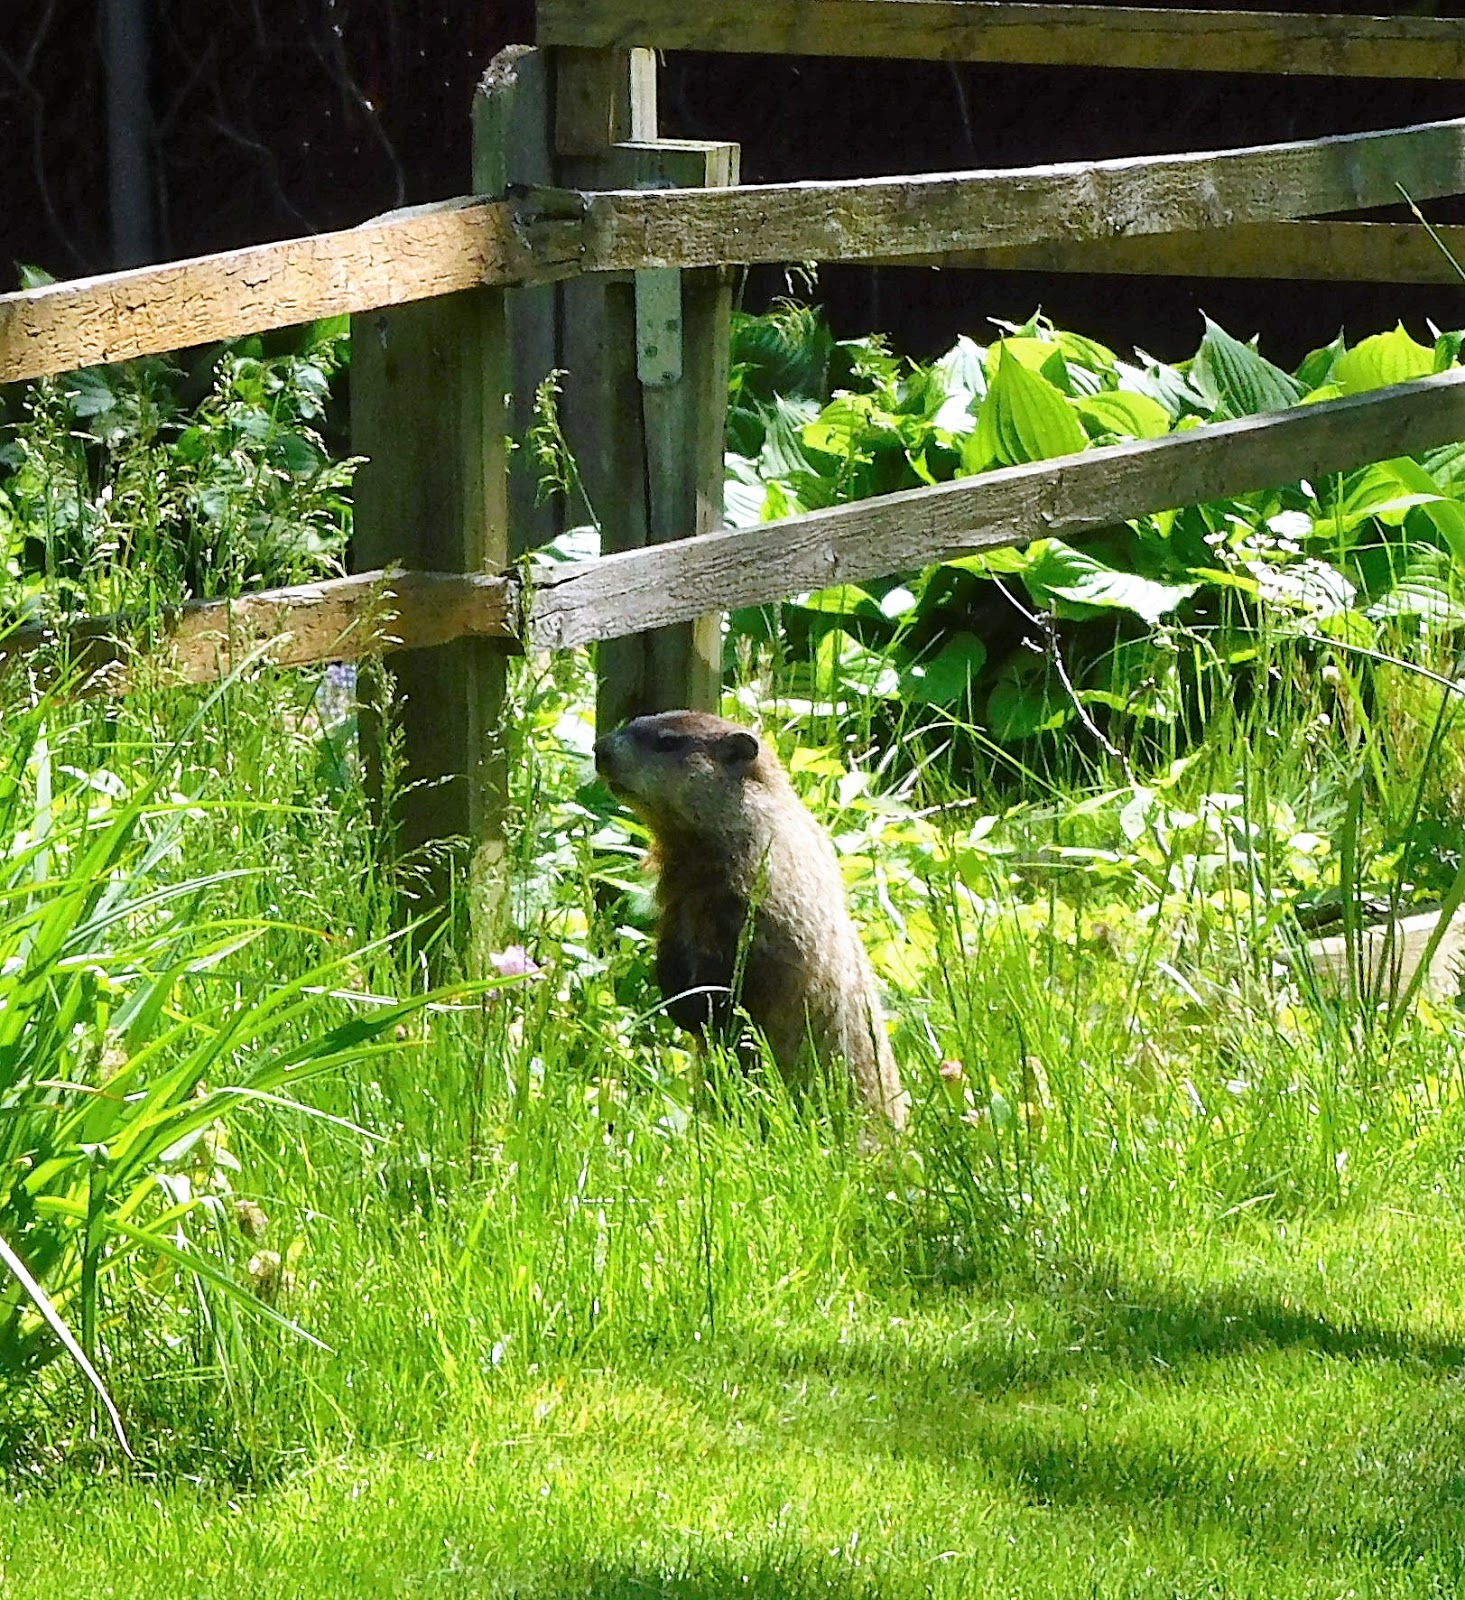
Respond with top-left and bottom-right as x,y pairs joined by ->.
4,1 -> 1465,365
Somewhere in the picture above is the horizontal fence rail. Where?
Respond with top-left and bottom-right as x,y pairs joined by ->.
528,368 -> 1465,648
0,569 -> 517,692
18,369 -> 1465,690
572,118 -> 1465,270
539,1 -> 1465,80
5,116 -> 1465,384
905,220 -> 1465,284
0,198 -> 580,387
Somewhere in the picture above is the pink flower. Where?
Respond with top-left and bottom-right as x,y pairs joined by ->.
490,945 -> 542,980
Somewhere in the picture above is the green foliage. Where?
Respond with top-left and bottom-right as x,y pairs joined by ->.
724,305 -> 1465,780
3,307 -> 1465,1600
0,318 -> 355,623
0,674 -> 481,1443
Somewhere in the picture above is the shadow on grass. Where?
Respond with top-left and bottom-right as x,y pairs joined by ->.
758,1266 -> 1465,1391
685,1266 -> 1465,1572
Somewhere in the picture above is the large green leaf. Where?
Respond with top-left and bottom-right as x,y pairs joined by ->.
1331,326 -> 1435,394
1082,639 -> 1181,723
1074,390 -> 1173,442
986,657 -> 1074,741
1022,539 -> 1198,625
1118,351 -> 1208,420
1313,461 -> 1443,540
993,336 -> 1073,392
756,396 -> 824,479
801,393 -> 881,461
1367,457 -> 1465,565
811,628 -> 898,699
1294,330 -> 1348,392
898,633 -> 988,706
1191,316 -> 1304,418
794,584 -> 884,620
729,303 -> 834,402
964,345 -> 1089,472
1365,546 -> 1465,626
723,453 -> 768,529
932,336 -> 987,434
1056,330 -> 1120,385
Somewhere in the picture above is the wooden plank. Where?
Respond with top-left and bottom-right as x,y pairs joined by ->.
11,113 -> 1465,387
881,220 -> 1465,283
0,569 -> 518,692
349,78 -> 522,951
1304,907 -> 1465,1004
528,366 -> 1465,649
632,138 -> 739,719
577,116 -> 1465,271
554,46 -> 636,156
538,0 -> 1465,80
0,198 -> 582,386
9,114 -> 1465,386
479,46 -> 559,558
554,48 -> 726,727
552,48 -> 656,732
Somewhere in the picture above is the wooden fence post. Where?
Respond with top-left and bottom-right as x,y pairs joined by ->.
350,49 -> 551,967
552,47 -> 738,730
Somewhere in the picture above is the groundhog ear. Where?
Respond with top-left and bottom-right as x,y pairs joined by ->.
715,730 -> 760,767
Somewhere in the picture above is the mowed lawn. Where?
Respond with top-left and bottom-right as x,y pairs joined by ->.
10,1207 -> 1465,1600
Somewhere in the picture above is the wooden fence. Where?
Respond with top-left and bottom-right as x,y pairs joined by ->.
5,3 -> 1465,950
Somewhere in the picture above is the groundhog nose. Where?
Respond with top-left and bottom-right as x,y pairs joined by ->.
592,732 -> 617,772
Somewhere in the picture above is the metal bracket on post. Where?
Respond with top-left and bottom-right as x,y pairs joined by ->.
636,267 -> 684,388
551,45 -> 739,727
634,177 -> 683,388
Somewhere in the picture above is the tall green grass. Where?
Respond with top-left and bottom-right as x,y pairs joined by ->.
3,620 -> 1456,1476
2,581 -> 1464,1599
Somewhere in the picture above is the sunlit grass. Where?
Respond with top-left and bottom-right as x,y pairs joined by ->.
5,636 -> 1465,1597
9,1216 -> 1465,1597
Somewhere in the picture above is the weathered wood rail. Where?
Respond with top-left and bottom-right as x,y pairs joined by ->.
884,220 -> 1465,284
539,1 -> 1465,80
7,115 -> 1465,384
1,570 -> 518,692
528,367 -> 1465,648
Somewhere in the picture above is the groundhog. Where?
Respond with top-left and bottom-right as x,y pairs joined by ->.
594,710 -> 908,1130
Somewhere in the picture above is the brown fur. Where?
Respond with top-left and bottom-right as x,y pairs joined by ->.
593,710 -> 908,1129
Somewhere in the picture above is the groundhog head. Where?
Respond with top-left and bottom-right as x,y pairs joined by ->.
594,711 -> 769,840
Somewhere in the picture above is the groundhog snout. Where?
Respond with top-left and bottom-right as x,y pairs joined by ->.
593,732 -> 627,790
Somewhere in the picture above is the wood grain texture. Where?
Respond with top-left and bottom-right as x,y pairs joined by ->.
528,367 -> 1465,649
0,198 -> 584,386
480,46 -> 561,558
347,73 -> 522,948
579,117 -> 1465,270
886,220 -> 1465,283
9,114 -> 1465,385
538,0 -> 1465,79
0,570 -> 518,693
552,49 -> 658,732
634,139 -> 739,718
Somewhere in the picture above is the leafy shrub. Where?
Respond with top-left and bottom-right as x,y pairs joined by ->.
726,305 -> 1465,767
0,317 -> 356,625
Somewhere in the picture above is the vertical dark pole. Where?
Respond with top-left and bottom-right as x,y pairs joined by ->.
105,0 -> 155,267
